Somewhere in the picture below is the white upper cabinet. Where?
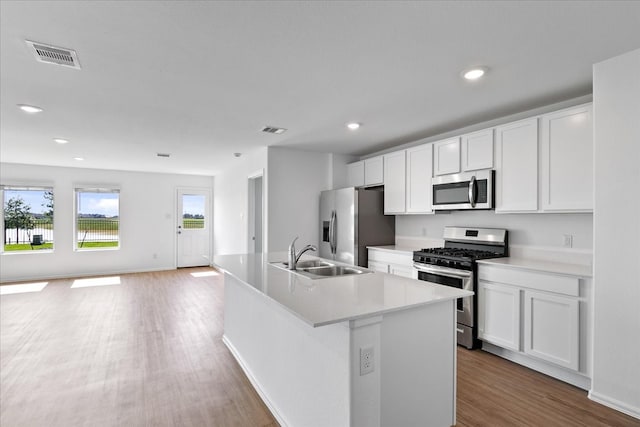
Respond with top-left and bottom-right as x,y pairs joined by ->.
461,128 -> 494,171
364,156 -> 384,186
346,156 -> 383,188
540,104 -> 593,212
433,137 -> 461,175
383,151 -> 406,214
405,143 -> 434,214
347,161 -> 365,187
495,118 -> 539,212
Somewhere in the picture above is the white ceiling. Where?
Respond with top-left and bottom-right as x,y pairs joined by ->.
1,1 -> 639,176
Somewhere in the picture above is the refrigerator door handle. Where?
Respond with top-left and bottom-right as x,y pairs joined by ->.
330,210 -> 337,254
329,211 -> 334,254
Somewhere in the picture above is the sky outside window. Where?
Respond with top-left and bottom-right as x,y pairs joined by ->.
4,189 -> 48,214
182,194 -> 205,217
77,192 -> 119,217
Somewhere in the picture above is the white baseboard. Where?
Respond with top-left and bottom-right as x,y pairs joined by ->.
589,390 -> 640,420
222,335 -> 288,427
482,342 -> 591,390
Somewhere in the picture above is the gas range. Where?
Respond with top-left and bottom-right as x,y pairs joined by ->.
413,226 -> 508,349
413,247 -> 506,270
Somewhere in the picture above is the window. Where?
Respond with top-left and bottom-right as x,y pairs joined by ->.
75,188 -> 120,250
2,186 -> 54,252
182,194 -> 206,229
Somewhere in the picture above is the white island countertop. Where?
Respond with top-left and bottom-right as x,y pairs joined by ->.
213,252 -> 472,327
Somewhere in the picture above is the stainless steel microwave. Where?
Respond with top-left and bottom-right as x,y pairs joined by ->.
432,170 -> 494,210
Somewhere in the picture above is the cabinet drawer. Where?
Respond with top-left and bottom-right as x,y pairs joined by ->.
368,249 -> 413,267
478,265 -> 579,297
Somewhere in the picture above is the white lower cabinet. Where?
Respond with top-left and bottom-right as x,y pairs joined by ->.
389,264 -> 415,278
478,282 -> 520,351
368,248 -> 417,279
523,290 -> 579,370
368,260 -> 389,273
477,264 -> 587,385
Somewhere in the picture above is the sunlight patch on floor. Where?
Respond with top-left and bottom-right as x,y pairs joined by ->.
71,276 -> 121,288
0,282 -> 48,295
190,271 -> 219,277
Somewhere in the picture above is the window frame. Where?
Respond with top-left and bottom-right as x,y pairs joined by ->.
1,184 -> 55,254
74,187 -> 121,251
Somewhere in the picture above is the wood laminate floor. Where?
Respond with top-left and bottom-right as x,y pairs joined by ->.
1,269 -> 638,426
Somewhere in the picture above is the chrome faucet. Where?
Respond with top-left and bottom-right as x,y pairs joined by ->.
288,236 -> 317,270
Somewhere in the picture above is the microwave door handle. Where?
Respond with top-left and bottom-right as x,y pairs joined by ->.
469,175 -> 477,207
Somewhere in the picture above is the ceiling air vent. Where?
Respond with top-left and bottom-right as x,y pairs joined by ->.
25,40 -> 81,69
261,126 -> 287,135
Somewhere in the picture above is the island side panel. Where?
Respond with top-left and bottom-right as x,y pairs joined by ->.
380,300 -> 457,427
222,273 -> 351,427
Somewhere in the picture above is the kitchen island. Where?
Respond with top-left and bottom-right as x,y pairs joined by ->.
213,253 -> 472,427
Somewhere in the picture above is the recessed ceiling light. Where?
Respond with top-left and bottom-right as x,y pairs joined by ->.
17,104 -> 43,113
347,122 -> 361,130
73,157 -> 84,161
463,67 -> 487,80
54,138 -> 69,144
233,153 -> 242,158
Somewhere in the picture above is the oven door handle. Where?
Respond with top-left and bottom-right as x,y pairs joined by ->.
413,263 -> 473,278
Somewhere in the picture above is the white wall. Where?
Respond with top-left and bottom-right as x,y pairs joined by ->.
397,211 -> 593,251
590,48 -> 640,418
267,147 -> 332,252
331,153 -> 358,189
0,163 -> 213,282
213,148 -> 267,256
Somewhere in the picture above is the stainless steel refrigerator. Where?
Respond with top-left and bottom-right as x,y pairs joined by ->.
319,187 -> 395,267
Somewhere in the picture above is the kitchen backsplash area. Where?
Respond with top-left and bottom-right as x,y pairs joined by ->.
395,211 -> 593,266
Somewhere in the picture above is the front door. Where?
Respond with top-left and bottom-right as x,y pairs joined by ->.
177,188 -> 210,267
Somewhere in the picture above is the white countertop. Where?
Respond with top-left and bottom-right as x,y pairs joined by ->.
213,252 -> 472,328
477,257 -> 593,278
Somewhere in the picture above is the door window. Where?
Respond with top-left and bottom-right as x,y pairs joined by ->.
181,194 -> 206,229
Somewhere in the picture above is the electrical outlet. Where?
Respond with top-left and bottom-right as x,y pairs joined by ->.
360,346 -> 374,376
562,234 -> 573,248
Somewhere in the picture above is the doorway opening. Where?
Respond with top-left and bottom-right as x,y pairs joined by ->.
247,171 -> 264,253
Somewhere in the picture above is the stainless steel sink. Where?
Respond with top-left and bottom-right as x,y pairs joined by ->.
300,265 -> 366,277
270,260 -> 370,279
274,260 -> 334,269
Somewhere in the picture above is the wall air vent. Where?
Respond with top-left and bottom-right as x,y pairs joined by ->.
261,126 -> 287,135
156,153 -> 171,158
25,40 -> 81,69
